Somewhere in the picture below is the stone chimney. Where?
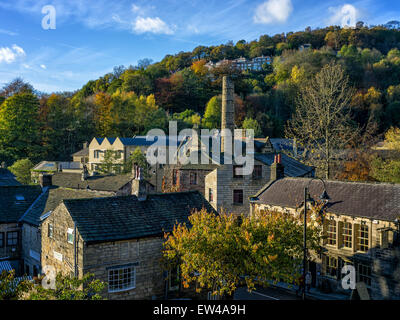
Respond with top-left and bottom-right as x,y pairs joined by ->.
132,167 -> 147,201
221,75 -> 235,154
83,141 -> 88,149
39,173 -> 52,187
270,154 -> 284,181
81,165 -> 89,181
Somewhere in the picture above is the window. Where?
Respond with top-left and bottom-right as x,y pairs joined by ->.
108,266 -> 136,293
358,263 -> 371,287
48,224 -> 53,238
67,228 -> 74,244
0,232 -> 4,248
233,190 -> 244,204
7,231 -> 18,246
233,165 -> 243,178
190,172 -> 197,185
342,222 -> 352,249
208,188 -> 213,202
327,220 -> 336,246
358,224 -> 369,252
325,256 -> 337,279
94,150 -> 101,158
252,165 -> 262,179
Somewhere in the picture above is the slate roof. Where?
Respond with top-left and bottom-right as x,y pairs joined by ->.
254,178 -> 400,222
254,153 -> 314,177
0,168 -> 21,186
0,186 -> 43,223
62,191 -> 216,243
72,147 -> 89,157
20,187 -> 109,227
51,172 -> 134,192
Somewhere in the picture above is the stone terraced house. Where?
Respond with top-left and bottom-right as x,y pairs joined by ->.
250,167 -> 400,300
40,188 -> 215,300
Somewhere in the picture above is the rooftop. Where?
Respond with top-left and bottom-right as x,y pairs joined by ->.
51,172 -> 134,192
62,191 -> 216,243
0,185 -> 43,223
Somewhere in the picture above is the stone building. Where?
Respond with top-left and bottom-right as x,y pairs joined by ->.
88,136 -> 186,192
0,185 -> 42,273
250,165 -> 400,300
40,186 -> 215,300
19,185 -> 111,277
163,76 -> 313,215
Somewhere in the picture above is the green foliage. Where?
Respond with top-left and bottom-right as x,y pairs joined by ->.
242,117 -> 262,137
127,147 -> 150,177
202,96 -> 221,129
0,270 -> 32,300
9,158 -> 34,184
163,208 -> 322,297
0,92 -> 41,164
97,150 -> 122,174
28,273 -> 106,300
370,157 -> 400,183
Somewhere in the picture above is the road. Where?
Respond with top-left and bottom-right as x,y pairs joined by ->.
234,285 -> 300,300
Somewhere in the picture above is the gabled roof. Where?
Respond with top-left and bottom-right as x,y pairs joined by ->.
0,186 -> 43,223
62,191 -> 216,243
20,187 -> 109,227
72,148 -> 89,157
254,153 -> 313,177
253,178 -> 400,222
51,172 -> 134,192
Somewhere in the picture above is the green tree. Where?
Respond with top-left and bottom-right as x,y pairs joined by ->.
202,96 -> 221,129
127,147 -> 150,177
0,270 -> 32,300
0,92 -> 41,164
9,158 -> 34,184
242,117 -> 262,137
163,208 -> 322,298
98,150 -> 122,174
27,273 -> 105,300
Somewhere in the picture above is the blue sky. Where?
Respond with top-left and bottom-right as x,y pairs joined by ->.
0,0 -> 399,93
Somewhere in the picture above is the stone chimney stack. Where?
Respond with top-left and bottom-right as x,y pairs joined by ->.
39,173 -> 52,188
132,167 -> 147,201
83,141 -> 88,149
270,154 -> 284,181
221,75 -> 235,154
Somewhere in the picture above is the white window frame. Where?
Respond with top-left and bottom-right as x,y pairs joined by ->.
108,266 -> 136,293
67,228 -> 74,244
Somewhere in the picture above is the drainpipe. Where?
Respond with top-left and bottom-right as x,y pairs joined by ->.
74,222 -> 78,277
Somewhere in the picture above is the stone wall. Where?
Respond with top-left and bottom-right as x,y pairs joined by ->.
83,237 -> 166,300
41,203 -> 84,277
206,161 -> 270,215
21,223 -> 41,276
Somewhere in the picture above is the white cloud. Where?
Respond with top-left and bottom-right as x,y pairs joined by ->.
40,64 -> 47,69
133,17 -> 174,35
131,4 -> 140,13
0,28 -> 18,36
253,0 -> 293,24
0,44 -> 26,64
328,4 -> 359,28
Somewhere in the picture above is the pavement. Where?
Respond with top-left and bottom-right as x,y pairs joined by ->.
234,282 -> 350,300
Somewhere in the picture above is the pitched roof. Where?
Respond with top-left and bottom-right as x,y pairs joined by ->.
72,147 -> 89,157
51,172 -> 134,192
254,153 -> 314,177
62,191 -> 216,243
0,168 -> 21,186
254,178 -> 400,222
20,187 -> 109,226
0,186 -> 43,223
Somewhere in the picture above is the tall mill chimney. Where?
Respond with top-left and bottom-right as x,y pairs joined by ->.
221,76 -> 235,154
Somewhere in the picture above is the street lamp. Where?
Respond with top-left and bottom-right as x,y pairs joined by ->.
302,178 -> 330,300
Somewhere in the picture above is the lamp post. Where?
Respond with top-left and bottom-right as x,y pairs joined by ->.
302,178 -> 330,300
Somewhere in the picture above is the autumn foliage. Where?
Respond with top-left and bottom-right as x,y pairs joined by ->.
163,207 -> 323,297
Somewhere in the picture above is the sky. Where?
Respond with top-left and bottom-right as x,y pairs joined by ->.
0,0 -> 399,93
